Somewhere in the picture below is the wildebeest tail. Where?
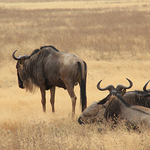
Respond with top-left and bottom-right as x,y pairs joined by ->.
78,61 -> 87,112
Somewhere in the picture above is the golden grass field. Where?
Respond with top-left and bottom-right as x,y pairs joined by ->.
1,0 -> 150,149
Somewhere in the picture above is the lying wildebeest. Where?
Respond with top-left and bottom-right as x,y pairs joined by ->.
12,45 -> 87,115
123,80 -> 150,107
79,79 -> 150,126
78,78 -> 133,124
101,94 -> 150,126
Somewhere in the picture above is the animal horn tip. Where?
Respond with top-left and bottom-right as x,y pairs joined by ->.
12,50 -> 20,60
97,80 -> 102,88
143,80 -> 150,92
126,78 -> 133,85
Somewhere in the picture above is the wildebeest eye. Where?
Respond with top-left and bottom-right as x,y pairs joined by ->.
16,60 -> 24,69
20,60 -> 24,65
20,61 -> 23,64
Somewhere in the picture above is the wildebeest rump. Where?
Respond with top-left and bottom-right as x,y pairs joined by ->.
78,78 -> 133,124
123,80 -> 150,107
12,45 -> 87,115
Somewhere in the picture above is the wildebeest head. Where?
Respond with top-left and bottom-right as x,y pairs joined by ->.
12,50 -> 37,92
97,79 -> 133,120
97,78 -> 133,105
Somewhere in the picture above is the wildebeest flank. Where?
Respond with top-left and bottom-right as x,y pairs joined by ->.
12,45 -> 87,115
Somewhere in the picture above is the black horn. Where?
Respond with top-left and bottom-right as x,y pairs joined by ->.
97,80 -> 115,92
143,80 -> 150,92
12,50 -> 30,60
116,78 -> 133,91
12,50 -> 22,60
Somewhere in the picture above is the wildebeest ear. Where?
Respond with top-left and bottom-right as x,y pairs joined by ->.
97,94 -> 110,105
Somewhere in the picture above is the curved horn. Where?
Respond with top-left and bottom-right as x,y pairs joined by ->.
12,50 -> 22,60
116,78 -> 133,91
12,50 -> 30,60
143,80 -> 150,92
97,80 -> 115,92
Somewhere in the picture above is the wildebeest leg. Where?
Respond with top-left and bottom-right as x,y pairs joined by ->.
66,86 -> 77,116
40,87 -> 46,112
50,86 -> 55,112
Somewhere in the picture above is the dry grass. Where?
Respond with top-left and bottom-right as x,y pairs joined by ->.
0,0 -> 150,10
1,118 -> 150,150
1,0 -> 150,149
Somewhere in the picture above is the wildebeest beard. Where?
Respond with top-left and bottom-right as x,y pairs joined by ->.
23,78 -> 37,93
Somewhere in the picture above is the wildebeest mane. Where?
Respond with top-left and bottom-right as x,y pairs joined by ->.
104,96 -> 121,119
23,78 -> 37,93
26,46 -> 60,90
135,92 -> 146,106
134,90 -> 150,97
30,45 -> 59,58
40,45 -> 59,52
135,90 -> 145,94
30,49 -> 40,57
134,92 -> 150,107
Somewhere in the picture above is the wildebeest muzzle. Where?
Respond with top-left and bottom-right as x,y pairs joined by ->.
17,72 -> 24,89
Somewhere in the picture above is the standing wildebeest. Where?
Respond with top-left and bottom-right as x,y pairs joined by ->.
78,78 -> 133,124
12,45 -> 87,115
123,80 -> 150,107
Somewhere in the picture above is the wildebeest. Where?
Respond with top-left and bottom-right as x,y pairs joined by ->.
101,93 -> 150,126
123,80 -> 150,107
79,79 -> 150,126
12,45 -> 87,115
78,78 -> 133,124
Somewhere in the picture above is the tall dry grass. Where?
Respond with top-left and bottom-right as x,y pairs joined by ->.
1,1 -> 150,149
1,118 -> 150,150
